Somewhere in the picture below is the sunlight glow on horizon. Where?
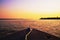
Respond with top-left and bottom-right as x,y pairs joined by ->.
0,0 -> 60,20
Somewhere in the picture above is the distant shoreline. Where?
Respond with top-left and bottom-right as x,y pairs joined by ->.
40,17 -> 60,20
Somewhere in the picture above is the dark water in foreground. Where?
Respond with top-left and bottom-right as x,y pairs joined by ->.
0,20 -> 60,40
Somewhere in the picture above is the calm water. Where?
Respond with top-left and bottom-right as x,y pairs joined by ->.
0,19 -> 60,38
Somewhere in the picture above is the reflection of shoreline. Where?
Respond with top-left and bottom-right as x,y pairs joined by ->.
40,17 -> 60,19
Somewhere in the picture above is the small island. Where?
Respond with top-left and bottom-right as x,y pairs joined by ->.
40,17 -> 60,20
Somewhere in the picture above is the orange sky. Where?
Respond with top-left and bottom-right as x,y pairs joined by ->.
0,0 -> 60,20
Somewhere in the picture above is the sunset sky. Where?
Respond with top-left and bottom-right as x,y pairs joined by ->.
0,0 -> 60,20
